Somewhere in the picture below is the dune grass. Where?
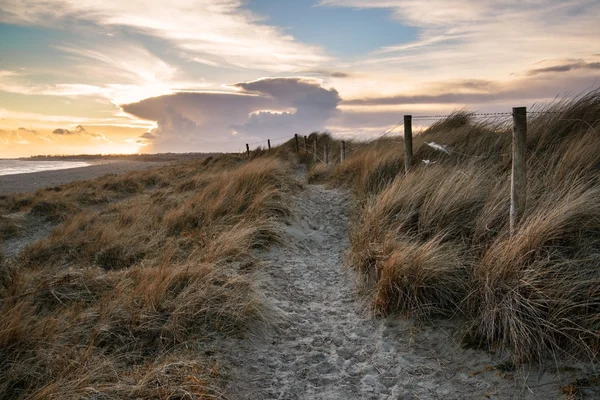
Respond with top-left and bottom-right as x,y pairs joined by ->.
0,155 -> 295,399
330,89 -> 600,363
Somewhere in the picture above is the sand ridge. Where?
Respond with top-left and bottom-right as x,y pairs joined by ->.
224,179 -> 586,399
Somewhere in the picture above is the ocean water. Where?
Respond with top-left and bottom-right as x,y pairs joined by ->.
0,160 -> 91,176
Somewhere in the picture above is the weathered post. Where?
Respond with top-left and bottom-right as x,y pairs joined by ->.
404,115 -> 413,173
267,139 -> 271,150
510,107 -> 527,236
324,143 -> 329,164
295,134 -> 300,153
246,143 -> 250,158
303,135 -> 307,152
341,141 -> 346,162
313,138 -> 317,163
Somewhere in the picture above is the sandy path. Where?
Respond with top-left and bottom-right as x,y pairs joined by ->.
223,180 -> 588,399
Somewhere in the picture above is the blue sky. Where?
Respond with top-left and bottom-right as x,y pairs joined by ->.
0,0 -> 599,156
246,0 -> 418,56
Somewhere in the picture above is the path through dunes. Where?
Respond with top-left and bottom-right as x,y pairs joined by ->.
224,180 -> 583,400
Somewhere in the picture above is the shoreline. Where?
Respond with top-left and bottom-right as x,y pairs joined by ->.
0,160 -> 165,196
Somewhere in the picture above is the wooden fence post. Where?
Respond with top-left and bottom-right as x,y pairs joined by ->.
313,138 -> 318,163
303,136 -> 307,152
324,144 -> 329,164
246,143 -> 250,158
404,115 -> 413,173
510,107 -> 527,236
295,134 -> 299,153
267,139 -> 271,150
341,141 -> 346,162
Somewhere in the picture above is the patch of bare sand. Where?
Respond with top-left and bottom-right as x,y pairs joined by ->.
1,212 -> 55,258
223,181 -> 593,399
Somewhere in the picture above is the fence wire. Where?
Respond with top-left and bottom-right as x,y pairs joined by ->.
243,109 -> 600,161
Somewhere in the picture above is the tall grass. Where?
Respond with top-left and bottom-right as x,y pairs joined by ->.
334,89 -> 600,363
0,155 -> 294,399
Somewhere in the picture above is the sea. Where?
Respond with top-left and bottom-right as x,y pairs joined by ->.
0,160 -> 91,176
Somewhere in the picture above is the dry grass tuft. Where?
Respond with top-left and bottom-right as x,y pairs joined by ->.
335,89 -> 600,363
0,216 -> 22,240
475,183 -> 600,361
307,163 -> 334,184
330,138 -> 405,197
0,154 -> 295,398
373,235 -> 468,318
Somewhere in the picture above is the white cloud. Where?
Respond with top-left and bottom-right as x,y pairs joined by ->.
122,77 -> 341,152
51,125 -> 111,143
0,42 -> 212,104
1,0 -> 331,73
321,0 -> 600,83
0,108 -> 154,129
0,128 -> 52,146
0,70 -> 22,78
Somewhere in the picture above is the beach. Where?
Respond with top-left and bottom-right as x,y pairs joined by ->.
0,160 -> 164,196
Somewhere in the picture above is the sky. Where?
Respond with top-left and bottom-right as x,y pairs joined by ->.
0,0 -> 599,157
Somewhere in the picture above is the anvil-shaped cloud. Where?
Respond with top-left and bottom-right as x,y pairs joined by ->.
121,78 -> 341,153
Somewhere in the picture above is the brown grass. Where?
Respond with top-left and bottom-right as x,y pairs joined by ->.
0,216 -> 22,240
307,163 -> 334,184
0,154 -> 295,399
334,89 -> 600,363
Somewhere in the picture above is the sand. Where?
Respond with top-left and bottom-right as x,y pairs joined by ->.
222,178 -> 593,399
0,160 -> 164,196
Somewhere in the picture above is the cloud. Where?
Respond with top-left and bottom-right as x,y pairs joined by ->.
330,72 -> 351,78
134,106 -> 230,152
304,70 -> 352,79
140,131 -> 157,139
230,79 -> 340,138
232,78 -> 340,108
0,70 -> 21,78
52,125 -> 87,135
0,47 -> 189,105
123,77 -> 341,152
342,72 -> 600,107
51,125 -> 110,142
0,126 -> 117,157
525,60 -> 600,76
321,0 -> 600,85
1,0 -> 330,73
16,127 -> 52,142
90,132 -> 110,142
0,108 -> 153,130
18,127 -> 37,133
0,128 -> 52,146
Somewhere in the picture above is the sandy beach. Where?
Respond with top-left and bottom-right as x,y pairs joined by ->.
0,160 -> 164,196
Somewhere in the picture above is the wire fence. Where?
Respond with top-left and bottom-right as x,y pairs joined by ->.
240,105 -> 598,239
241,108 -> 600,163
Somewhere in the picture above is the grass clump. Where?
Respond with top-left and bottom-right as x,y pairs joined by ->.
335,89 -> 600,363
307,163 -> 334,184
0,216 -> 22,240
373,234 -> 468,318
0,155 -> 294,398
330,138 -> 405,197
